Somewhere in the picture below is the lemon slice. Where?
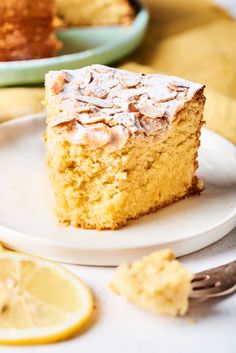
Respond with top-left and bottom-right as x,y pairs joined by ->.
0,251 -> 93,345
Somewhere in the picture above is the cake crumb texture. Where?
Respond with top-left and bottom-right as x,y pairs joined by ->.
109,249 -> 193,316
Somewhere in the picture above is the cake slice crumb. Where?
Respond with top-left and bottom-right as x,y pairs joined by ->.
108,249 -> 193,316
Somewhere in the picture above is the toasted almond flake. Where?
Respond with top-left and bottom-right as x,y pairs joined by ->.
114,87 -> 147,101
49,114 -> 76,127
51,71 -> 71,94
140,116 -> 169,134
91,64 -> 111,73
101,107 -> 124,115
75,103 -> 94,114
116,71 -> 141,88
110,113 -> 142,133
84,79 -> 108,99
76,94 -> 114,108
106,125 -> 129,152
67,123 -> 111,149
127,94 -> 141,102
128,102 -> 139,113
137,102 -> 165,118
76,69 -> 92,89
147,87 -> 177,103
77,113 -> 105,124
104,73 -> 118,89
167,83 -> 189,92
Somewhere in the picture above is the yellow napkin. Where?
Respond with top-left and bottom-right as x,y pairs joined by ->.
0,88 -> 44,123
204,89 -> 236,144
141,0 -> 231,39
129,19 -> 236,98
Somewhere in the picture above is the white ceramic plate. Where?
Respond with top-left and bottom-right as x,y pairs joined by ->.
0,114 -> 235,266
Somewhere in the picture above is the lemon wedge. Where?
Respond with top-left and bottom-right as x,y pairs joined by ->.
0,251 -> 93,345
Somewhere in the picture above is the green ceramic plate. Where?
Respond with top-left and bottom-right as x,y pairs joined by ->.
0,5 -> 149,87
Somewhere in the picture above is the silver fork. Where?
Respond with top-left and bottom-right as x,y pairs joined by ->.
190,260 -> 236,300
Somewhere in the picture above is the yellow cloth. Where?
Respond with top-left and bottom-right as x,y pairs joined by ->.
0,88 -> 44,123
141,0 -> 231,39
0,0 -> 235,144
129,19 -> 236,98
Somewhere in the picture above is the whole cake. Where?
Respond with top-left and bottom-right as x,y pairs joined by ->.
56,0 -> 135,26
0,0 -> 61,61
44,65 -> 205,230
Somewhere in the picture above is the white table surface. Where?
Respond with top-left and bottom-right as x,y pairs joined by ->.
1,1 -> 236,353
1,229 -> 236,353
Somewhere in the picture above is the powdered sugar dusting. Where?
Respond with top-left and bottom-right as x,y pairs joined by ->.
45,65 -> 204,151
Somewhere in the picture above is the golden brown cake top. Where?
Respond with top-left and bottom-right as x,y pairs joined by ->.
45,65 -> 204,151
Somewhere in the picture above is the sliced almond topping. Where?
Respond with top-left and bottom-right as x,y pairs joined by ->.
101,107 -> 124,115
116,71 -> 141,88
77,113 -> 105,124
147,87 -> 177,103
128,102 -> 139,113
66,121 -> 129,152
137,102 -> 165,118
112,88 -> 146,102
51,71 -> 71,94
75,103 -> 94,114
84,79 -> 108,99
76,69 -> 92,89
83,123 -> 112,148
106,125 -> 130,152
110,113 -> 142,133
91,64 -> 111,73
140,116 -> 169,134
127,94 -> 141,103
167,83 -> 189,92
67,123 -> 111,149
76,94 -> 114,108
105,73 -> 118,89
48,114 -> 76,127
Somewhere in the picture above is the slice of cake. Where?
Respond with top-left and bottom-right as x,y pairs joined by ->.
0,0 -> 61,61
56,0 -> 135,26
44,65 -> 205,230
109,249 -> 193,316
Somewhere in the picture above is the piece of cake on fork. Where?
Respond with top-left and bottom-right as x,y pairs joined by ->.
44,65 -> 205,230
